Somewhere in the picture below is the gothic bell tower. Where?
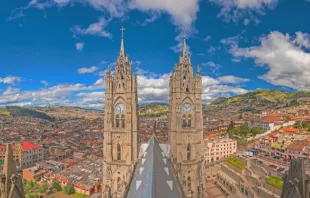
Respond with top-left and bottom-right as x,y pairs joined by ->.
102,27 -> 139,198
168,28 -> 206,198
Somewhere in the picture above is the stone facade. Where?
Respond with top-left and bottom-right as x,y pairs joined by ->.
281,158 -> 310,198
168,29 -> 206,198
102,28 -> 139,198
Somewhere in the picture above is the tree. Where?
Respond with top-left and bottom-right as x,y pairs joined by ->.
251,127 -> 264,136
64,182 -> 75,195
51,179 -> 62,192
227,120 -> 234,132
39,183 -> 48,193
284,116 -> 291,122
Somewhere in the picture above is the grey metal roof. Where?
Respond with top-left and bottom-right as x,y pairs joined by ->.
126,136 -> 183,198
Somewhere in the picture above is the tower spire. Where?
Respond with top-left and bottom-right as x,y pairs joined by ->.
120,26 -> 125,56
1,144 -> 25,198
182,27 -> 187,57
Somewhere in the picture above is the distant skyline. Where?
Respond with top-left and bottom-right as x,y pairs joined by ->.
1,0 -> 310,109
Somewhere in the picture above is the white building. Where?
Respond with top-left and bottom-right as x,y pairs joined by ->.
204,137 -> 237,163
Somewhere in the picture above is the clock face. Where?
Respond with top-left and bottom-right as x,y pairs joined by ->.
115,103 -> 125,113
182,103 -> 191,112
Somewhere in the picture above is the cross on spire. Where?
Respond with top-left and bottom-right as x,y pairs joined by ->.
120,26 -> 125,56
120,26 -> 125,38
182,27 -> 187,39
181,27 -> 187,57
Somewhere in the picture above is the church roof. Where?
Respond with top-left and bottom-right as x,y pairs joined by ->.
126,136 -> 183,198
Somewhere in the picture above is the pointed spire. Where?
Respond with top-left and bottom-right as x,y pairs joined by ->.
120,26 -> 125,56
107,65 -> 111,73
3,144 -> 18,198
197,65 -> 200,75
182,27 -> 187,57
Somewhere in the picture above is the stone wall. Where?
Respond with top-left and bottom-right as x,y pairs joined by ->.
244,174 -> 261,187
253,186 -> 277,198
221,164 -> 243,183
263,183 -> 282,196
250,161 -> 268,177
205,164 -> 221,180
224,162 -> 244,175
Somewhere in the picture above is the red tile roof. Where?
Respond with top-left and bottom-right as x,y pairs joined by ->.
260,113 -> 283,123
280,127 -> 299,133
22,141 -> 41,151
0,142 -> 41,152
287,140 -> 308,151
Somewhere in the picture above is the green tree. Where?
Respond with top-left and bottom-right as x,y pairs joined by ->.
284,116 -> 291,122
251,127 -> 264,136
26,193 -> 39,198
39,182 -> 48,193
227,120 -> 234,132
51,179 -> 62,192
64,182 -> 75,195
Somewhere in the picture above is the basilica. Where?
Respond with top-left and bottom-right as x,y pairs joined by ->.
102,28 -> 205,198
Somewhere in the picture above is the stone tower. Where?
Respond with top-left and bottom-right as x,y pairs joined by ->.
168,28 -> 206,198
281,158 -> 310,198
102,27 -> 139,198
0,144 -> 25,198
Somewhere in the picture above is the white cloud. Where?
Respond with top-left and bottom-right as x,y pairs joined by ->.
137,73 -> 170,104
78,66 -> 99,74
203,61 -> 220,68
75,91 -> 105,109
40,80 -> 49,86
217,75 -> 249,84
207,46 -> 217,55
228,31 -> 310,90
209,0 -> 278,24
202,61 -> 221,74
129,0 -> 199,27
100,60 -> 108,64
0,76 -> 22,84
0,71 -> 249,107
0,79 -> 104,106
15,0 -> 199,27
71,17 -> 112,38
201,76 -> 248,103
53,0 -> 70,5
132,60 -> 142,65
75,42 -> 84,51
204,36 -> 212,41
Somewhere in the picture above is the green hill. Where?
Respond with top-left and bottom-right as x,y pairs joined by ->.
204,90 -> 310,114
1,106 -> 55,121
139,104 -> 168,117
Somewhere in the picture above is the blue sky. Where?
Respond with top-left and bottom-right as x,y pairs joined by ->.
1,0 -> 310,109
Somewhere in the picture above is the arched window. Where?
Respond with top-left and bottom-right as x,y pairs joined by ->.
186,85 -> 189,92
121,115 -> 125,128
187,144 -> 191,160
187,176 -> 191,192
182,115 -> 187,127
117,177 -> 122,191
116,115 -> 120,128
188,115 -> 192,127
182,114 -> 192,128
117,144 -> 121,160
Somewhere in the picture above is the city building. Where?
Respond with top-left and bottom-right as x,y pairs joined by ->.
0,141 -> 44,168
23,165 -> 49,182
51,158 -> 102,196
204,137 -> 237,162
49,145 -> 73,160
245,112 -> 284,131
